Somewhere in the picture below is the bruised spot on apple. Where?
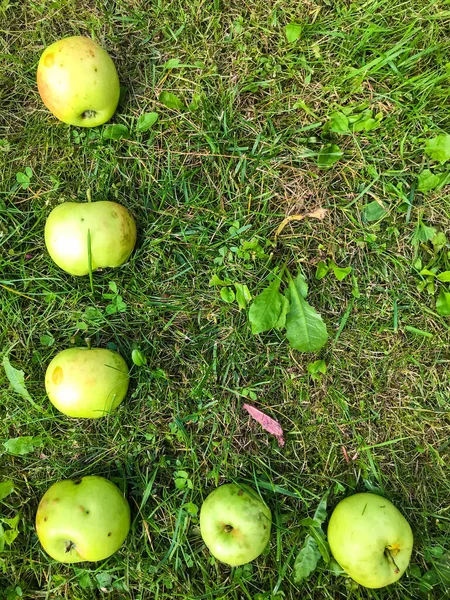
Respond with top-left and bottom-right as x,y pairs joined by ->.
44,53 -> 55,68
327,493 -> 413,589
199,483 -> 272,566
52,366 -> 63,385
44,200 -> 137,276
37,36 -> 120,127
45,347 -> 129,418
36,476 -> 130,563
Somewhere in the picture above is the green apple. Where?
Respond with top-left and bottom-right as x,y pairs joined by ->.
36,476 -> 130,563
45,347 -> 129,418
37,36 -> 120,127
199,483 -> 271,566
327,493 -> 413,589
44,201 -> 137,276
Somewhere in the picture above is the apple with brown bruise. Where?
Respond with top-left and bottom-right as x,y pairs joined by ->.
36,476 -> 130,563
44,201 -> 137,276
37,36 -> 120,127
199,483 -> 272,566
45,347 -> 129,418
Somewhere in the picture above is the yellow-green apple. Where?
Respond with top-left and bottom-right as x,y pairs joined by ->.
327,493 -> 413,588
37,36 -> 120,127
36,476 -> 130,563
199,483 -> 271,566
45,347 -> 129,418
44,201 -> 137,276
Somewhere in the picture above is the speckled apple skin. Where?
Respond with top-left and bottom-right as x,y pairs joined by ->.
200,483 -> 272,566
37,36 -> 120,126
36,476 -> 130,563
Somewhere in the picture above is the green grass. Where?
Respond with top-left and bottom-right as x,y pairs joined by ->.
1,0 -> 450,598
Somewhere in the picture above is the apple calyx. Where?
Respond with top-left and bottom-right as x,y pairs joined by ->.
384,547 -> 401,574
223,524 -> 233,533
65,540 -> 76,553
81,110 -> 97,119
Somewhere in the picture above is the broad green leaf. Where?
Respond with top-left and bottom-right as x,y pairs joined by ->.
291,272 -> 308,298
327,111 -> 349,134
249,278 -> 284,334
102,124 -> 129,140
159,91 -> 185,111
317,144 -> 342,168
330,261 -> 352,281
209,274 -> 232,287
352,118 -> 370,132
436,289 -> 450,316
164,58 -> 182,69
362,200 -> 387,222
16,172 -> 30,185
76,572 -> 94,590
412,221 -> 437,246
361,117 -> 381,132
39,334 -> 54,347
4,528 -> 19,545
183,502 -> 198,516
348,108 -> 371,124
424,134 -> 450,164
220,287 -> 235,303
437,272 -> 450,282
328,558 -> 346,575
0,481 -> 14,501
274,295 -> 290,329
285,23 -> 302,43
131,349 -> 147,366
137,112 -> 159,133
309,525 -> 330,563
293,534 -> 321,583
3,436 -> 43,456
2,514 -> 19,529
307,359 -> 326,380
312,491 -> 329,525
0,139 -> 11,152
417,169 -> 442,192
96,572 -> 113,590
432,232 -> 447,252
2,356 -> 40,410
285,276 -> 328,352
234,283 -> 252,310
315,261 -> 329,280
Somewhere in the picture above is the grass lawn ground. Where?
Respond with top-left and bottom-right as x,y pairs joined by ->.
1,0 -> 450,598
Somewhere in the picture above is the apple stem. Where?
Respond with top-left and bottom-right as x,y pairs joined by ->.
86,189 -> 92,204
85,337 -> 91,350
385,548 -> 400,574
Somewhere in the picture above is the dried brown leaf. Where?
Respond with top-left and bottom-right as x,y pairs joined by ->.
274,208 -> 328,240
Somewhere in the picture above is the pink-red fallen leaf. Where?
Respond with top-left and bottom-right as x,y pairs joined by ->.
243,403 -> 285,447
